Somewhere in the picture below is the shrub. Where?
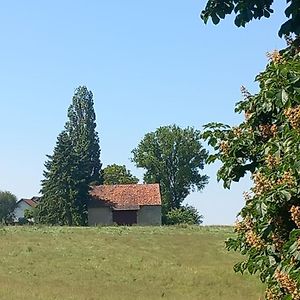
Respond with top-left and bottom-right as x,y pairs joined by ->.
165,205 -> 203,225
22,208 -> 38,225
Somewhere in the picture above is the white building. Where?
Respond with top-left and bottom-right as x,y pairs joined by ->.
14,197 -> 40,222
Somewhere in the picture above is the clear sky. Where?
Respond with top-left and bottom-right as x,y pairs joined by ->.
0,1 -> 287,224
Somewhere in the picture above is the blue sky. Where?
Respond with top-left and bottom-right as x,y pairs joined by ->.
0,1 -> 287,224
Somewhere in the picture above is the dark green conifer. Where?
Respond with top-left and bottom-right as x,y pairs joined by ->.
37,131 -> 88,225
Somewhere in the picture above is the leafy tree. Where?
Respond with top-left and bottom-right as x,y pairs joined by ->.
202,43 -> 300,299
103,164 -> 139,185
23,208 -> 36,224
24,208 -> 35,220
37,131 -> 88,225
132,125 -> 208,219
201,0 -> 300,37
0,191 -> 17,224
65,86 -> 102,185
165,204 -> 203,225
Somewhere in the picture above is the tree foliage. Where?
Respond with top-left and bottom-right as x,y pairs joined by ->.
65,86 -> 102,185
103,164 -> 139,185
201,0 -> 300,37
23,208 -> 36,224
37,132 -> 88,225
132,125 -> 208,218
165,204 -> 203,225
37,86 -> 102,226
202,43 -> 300,299
0,191 -> 17,224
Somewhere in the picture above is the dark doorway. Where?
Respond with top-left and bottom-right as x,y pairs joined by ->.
113,210 -> 137,225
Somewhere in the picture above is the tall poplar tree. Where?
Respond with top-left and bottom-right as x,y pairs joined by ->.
65,86 -> 102,185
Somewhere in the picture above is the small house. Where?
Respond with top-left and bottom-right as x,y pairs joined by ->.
14,196 -> 40,222
88,184 -> 161,226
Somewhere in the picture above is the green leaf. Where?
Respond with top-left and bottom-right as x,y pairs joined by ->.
289,229 -> 300,240
279,89 -> 289,105
268,256 -> 277,267
289,241 -> 298,254
211,13 -> 220,25
280,190 -> 292,201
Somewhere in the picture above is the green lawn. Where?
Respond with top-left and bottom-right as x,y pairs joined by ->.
0,226 -> 264,300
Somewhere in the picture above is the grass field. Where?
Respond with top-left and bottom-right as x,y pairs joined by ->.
0,226 -> 264,300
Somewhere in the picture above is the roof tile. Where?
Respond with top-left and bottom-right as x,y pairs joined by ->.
90,184 -> 161,209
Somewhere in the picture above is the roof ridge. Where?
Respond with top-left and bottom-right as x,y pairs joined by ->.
94,183 -> 159,187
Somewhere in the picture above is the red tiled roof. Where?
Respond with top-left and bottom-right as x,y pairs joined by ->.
90,184 -> 161,209
24,199 -> 37,207
18,197 -> 40,208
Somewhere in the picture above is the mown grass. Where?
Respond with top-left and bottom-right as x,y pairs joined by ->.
0,226 -> 264,299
